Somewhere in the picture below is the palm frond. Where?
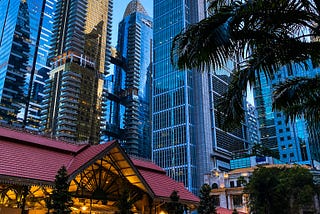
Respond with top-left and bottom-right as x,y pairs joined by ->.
172,0 -> 320,127
273,75 -> 320,126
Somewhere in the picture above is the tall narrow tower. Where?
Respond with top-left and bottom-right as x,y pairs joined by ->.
152,0 -> 205,193
101,0 -> 153,158
41,0 -> 113,144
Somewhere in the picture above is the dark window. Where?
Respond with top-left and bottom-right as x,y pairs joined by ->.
283,154 -> 287,158
233,195 -> 243,207
230,181 -> 235,188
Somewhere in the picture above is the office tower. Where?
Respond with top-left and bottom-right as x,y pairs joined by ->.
101,0 -> 153,158
245,102 -> 261,150
153,0 -> 250,193
0,0 -> 56,129
254,63 -> 320,164
41,0 -> 113,144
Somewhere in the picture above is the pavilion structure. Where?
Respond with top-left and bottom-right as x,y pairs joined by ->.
0,127 -> 199,214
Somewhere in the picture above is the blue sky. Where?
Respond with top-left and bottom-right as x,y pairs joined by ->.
112,0 -> 153,46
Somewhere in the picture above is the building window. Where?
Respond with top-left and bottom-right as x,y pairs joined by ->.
287,136 -> 292,140
279,129 -> 283,133
290,153 -> 294,157
283,154 -> 287,158
280,137 -> 284,141
230,181 -> 235,188
233,195 -> 243,207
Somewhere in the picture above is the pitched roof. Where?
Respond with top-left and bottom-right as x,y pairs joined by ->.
0,126 -> 199,205
131,157 -> 200,203
0,127 -> 99,184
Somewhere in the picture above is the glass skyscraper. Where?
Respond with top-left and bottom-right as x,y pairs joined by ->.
153,0 -> 201,193
254,62 -> 320,164
153,0 -> 250,193
41,0 -> 113,144
0,0 -> 56,129
101,0 -> 153,158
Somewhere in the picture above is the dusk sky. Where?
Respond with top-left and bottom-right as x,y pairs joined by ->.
112,0 -> 153,46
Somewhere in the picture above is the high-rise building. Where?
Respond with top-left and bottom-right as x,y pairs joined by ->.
0,0 -> 56,129
244,102 -> 261,150
101,0 -> 153,158
254,62 -> 320,164
41,0 -> 113,144
153,0 -> 201,193
152,0 -> 249,193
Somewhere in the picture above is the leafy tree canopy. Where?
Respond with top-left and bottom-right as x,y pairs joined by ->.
244,166 -> 315,214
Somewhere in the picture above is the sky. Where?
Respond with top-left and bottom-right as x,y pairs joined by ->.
112,0 -> 153,46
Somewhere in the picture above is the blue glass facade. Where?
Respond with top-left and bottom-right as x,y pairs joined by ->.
0,0 -> 55,129
101,0 -> 153,158
153,0 -> 198,193
254,62 -> 320,164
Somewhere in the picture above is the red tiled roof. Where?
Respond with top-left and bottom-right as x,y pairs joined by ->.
131,157 -> 200,203
216,207 -> 247,214
0,127 -> 87,153
0,126 -> 199,205
68,142 -> 115,174
0,126 -> 115,183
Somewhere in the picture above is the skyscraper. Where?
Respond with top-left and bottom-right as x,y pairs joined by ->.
152,0 -> 201,193
101,0 -> 153,158
153,0 -> 250,193
0,0 -> 56,129
254,62 -> 320,164
41,0 -> 113,144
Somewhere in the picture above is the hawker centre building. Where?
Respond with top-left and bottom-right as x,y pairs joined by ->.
0,126 -> 199,214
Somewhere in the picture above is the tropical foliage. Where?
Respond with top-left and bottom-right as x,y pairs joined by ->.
171,0 -> 320,128
198,183 -> 216,214
244,166 -> 316,214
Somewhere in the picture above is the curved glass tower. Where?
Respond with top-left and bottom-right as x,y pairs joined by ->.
102,0 -> 153,158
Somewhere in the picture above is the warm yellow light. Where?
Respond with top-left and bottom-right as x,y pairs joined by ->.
159,211 -> 166,214
81,206 -> 88,211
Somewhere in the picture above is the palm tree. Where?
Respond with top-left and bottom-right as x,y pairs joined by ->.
171,0 -> 320,128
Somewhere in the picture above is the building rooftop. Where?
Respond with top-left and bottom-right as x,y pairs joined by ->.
0,126 -> 199,205
123,0 -> 148,18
